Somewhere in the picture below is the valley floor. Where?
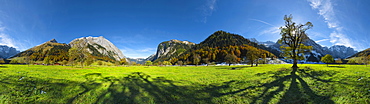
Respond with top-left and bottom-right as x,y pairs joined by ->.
0,64 -> 369,103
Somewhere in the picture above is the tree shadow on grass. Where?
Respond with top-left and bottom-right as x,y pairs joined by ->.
0,72 -> 217,103
0,74 -> 88,103
213,67 -> 338,104
92,72 -> 215,104
1,67 -> 367,103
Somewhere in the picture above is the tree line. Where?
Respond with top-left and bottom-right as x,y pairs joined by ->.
163,45 -> 275,66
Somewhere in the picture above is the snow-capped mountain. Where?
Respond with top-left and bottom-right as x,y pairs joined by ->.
329,45 -> 357,59
0,45 -> 20,59
127,57 -> 147,64
262,38 -> 357,62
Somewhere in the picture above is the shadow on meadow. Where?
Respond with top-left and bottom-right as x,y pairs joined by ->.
1,66 -> 369,103
0,72 -> 84,103
212,67 -> 338,104
89,72 -> 215,104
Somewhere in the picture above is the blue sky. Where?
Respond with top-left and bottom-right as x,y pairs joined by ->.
0,0 -> 369,58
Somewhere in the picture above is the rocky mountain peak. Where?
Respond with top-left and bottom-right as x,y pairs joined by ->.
48,39 -> 58,43
169,39 -> 195,45
261,38 -> 357,62
69,36 -> 125,61
149,39 -> 195,61
0,45 -> 20,59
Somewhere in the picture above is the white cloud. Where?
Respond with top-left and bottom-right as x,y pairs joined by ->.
250,19 -> 276,27
0,23 -> 16,48
260,26 -> 280,35
315,39 -> 329,43
208,0 -> 216,11
120,47 -> 156,58
329,32 -> 354,48
0,33 -> 17,48
201,0 -> 217,23
308,0 -> 358,49
0,22 -> 22,49
138,48 -> 156,52
251,19 -> 281,41
309,0 -> 321,9
308,0 -> 337,29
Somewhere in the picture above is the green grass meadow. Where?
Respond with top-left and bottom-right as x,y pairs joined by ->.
0,64 -> 369,103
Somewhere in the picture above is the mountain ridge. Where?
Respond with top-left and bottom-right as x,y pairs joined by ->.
0,45 -> 20,59
149,39 -> 195,62
11,36 -> 126,63
69,36 -> 125,61
260,38 -> 357,62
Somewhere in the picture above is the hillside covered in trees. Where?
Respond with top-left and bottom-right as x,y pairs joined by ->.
10,37 -> 127,65
153,31 -> 276,66
12,39 -> 70,63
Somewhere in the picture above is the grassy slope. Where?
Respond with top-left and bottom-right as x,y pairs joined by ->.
0,64 -> 369,103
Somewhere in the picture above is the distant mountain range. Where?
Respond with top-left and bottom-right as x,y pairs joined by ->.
148,31 -> 275,65
348,48 -> 370,58
147,30 -> 358,64
1,30 -> 364,64
0,45 -> 19,59
11,36 -> 125,63
260,38 -> 357,62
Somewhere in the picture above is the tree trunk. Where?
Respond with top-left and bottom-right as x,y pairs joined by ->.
292,59 -> 298,68
229,63 -> 231,66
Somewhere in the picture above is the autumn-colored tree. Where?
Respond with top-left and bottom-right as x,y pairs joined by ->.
114,61 -> 120,66
85,56 -> 94,66
193,54 -> 201,66
170,58 -> 178,65
62,60 -> 68,66
68,48 -> 77,67
366,55 -> 370,67
246,47 -> 260,67
278,14 -> 313,68
335,58 -> 343,65
145,61 -> 152,67
163,61 -> 172,66
119,58 -> 128,65
224,54 -> 238,66
44,56 -> 51,65
321,54 -> 334,66
0,58 -> 5,64
202,58 -> 210,66
10,59 -> 18,64
97,61 -> 103,66
69,47 -> 88,68
177,61 -> 183,66
131,62 -> 137,66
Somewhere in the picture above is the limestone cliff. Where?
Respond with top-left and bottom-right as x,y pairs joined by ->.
69,36 -> 125,61
150,39 -> 195,62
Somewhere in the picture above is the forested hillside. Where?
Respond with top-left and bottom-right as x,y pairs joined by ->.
152,31 -> 275,65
